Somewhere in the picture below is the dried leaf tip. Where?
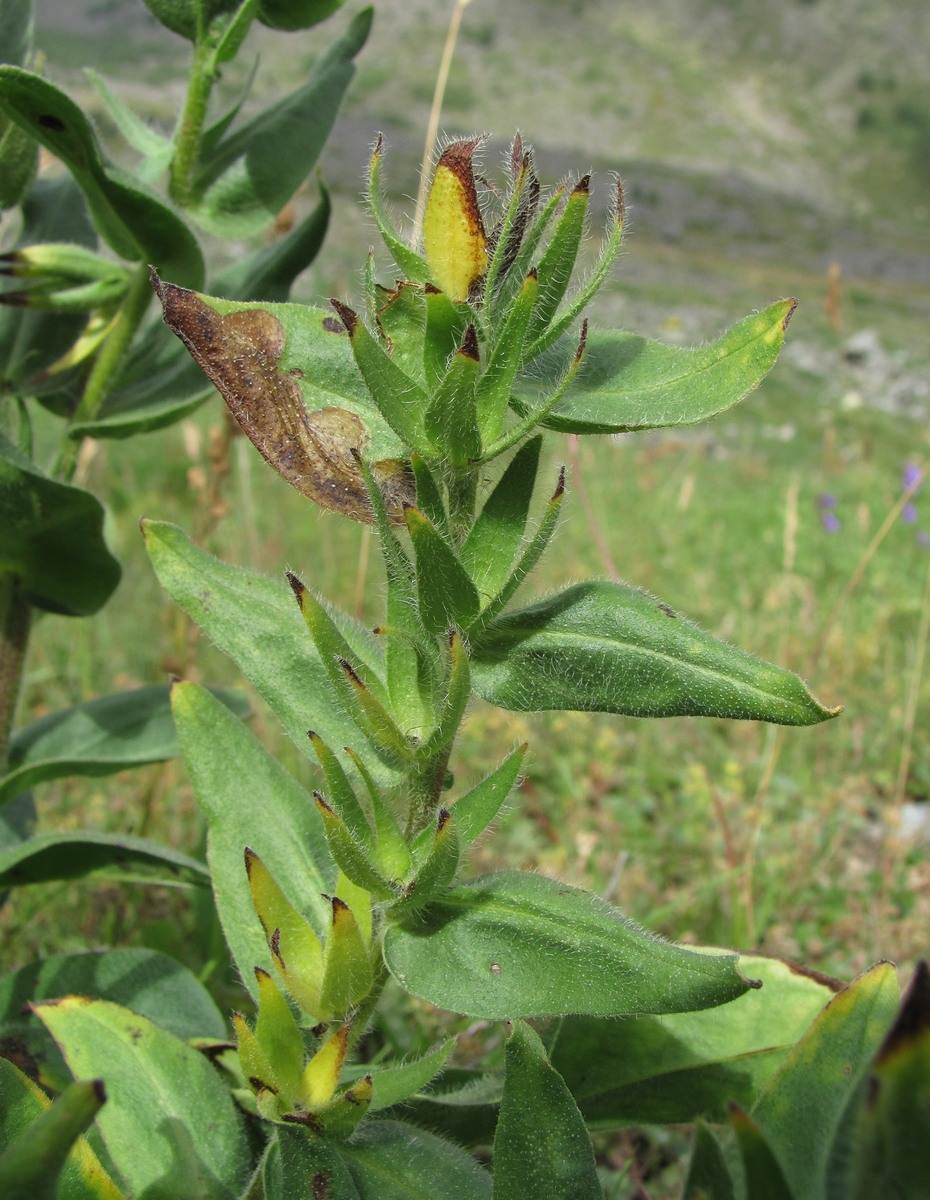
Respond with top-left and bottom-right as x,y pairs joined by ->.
330,299 -> 358,336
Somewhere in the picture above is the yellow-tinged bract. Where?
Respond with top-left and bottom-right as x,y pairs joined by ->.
423,139 -> 488,302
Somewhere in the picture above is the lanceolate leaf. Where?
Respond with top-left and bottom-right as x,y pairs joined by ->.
190,9 -> 371,237
0,433 -> 120,616
470,581 -> 839,726
0,685 -> 248,807
383,870 -> 754,1019
515,300 -> 796,434
493,1021 -> 601,1200
34,998 -> 252,1200
171,682 -> 334,997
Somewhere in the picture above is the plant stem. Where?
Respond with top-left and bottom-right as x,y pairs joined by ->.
55,264 -> 154,482
170,37 -> 216,208
0,576 -> 32,774
446,468 -> 477,547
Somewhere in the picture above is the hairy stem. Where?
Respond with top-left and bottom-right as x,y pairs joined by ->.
169,37 -> 216,208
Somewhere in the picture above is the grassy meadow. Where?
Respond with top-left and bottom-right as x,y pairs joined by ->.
3,5 -> 930,1189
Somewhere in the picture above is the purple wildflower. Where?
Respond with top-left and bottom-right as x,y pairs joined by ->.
902,503 -> 918,525
817,492 -> 837,509
821,511 -> 841,533
903,464 -> 922,492
918,530 -> 930,549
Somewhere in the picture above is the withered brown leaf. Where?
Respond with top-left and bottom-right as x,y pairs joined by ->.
151,272 -> 413,523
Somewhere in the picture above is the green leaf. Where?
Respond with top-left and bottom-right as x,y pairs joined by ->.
367,135 -> 431,285
682,1122 -> 736,1200
448,743 -> 527,849
190,9 -> 370,237
34,997 -> 252,1200
383,870 -> 753,1019
333,300 -> 430,451
846,961 -> 930,1200
526,177 -> 590,342
171,681 -> 334,999
423,327 -> 482,467
0,1061 -> 115,1200
0,111 -> 37,209
139,0 -> 239,41
405,507 -> 481,634
0,831 -> 208,890
516,300 -> 796,434
363,1040 -> 456,1111
476,271 -> 538,444
471,581 -> 840,726
340,1120 -> 492,1199
461,436 -> 541,603
750,961 -> 900,1200
550,954 -> 842,1127
0,947 -> 228,1094
0,67 -> 204,287
492,1021 -> 601,1200
382,1069 -> 501,1147
143,520 -> 393,778
257,0 -> 344,32
0,432 -> 120,616
0,685 -> 248,807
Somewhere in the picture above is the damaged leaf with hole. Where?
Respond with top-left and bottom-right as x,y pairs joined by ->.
152,272 -> 414,523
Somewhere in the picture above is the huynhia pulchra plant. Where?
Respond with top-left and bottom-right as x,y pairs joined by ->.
139,133 -> 842,1186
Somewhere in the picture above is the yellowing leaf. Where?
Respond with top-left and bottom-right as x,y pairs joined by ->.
423,139 -> 488,302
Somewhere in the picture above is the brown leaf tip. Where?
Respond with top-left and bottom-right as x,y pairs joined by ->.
574,173 -> 592,196
552,465 -> 567,501
782,298 -> 799,331
286,570 -> 306,603
330,299 -> 358,336
460,324 -> 480,361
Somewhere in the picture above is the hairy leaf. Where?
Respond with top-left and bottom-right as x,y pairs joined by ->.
516,300 -> 796,434
492,1021 -> 601,1200
35,998 -> 251,1200
471,581 -> 839,726
384,870 -> 754,1019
